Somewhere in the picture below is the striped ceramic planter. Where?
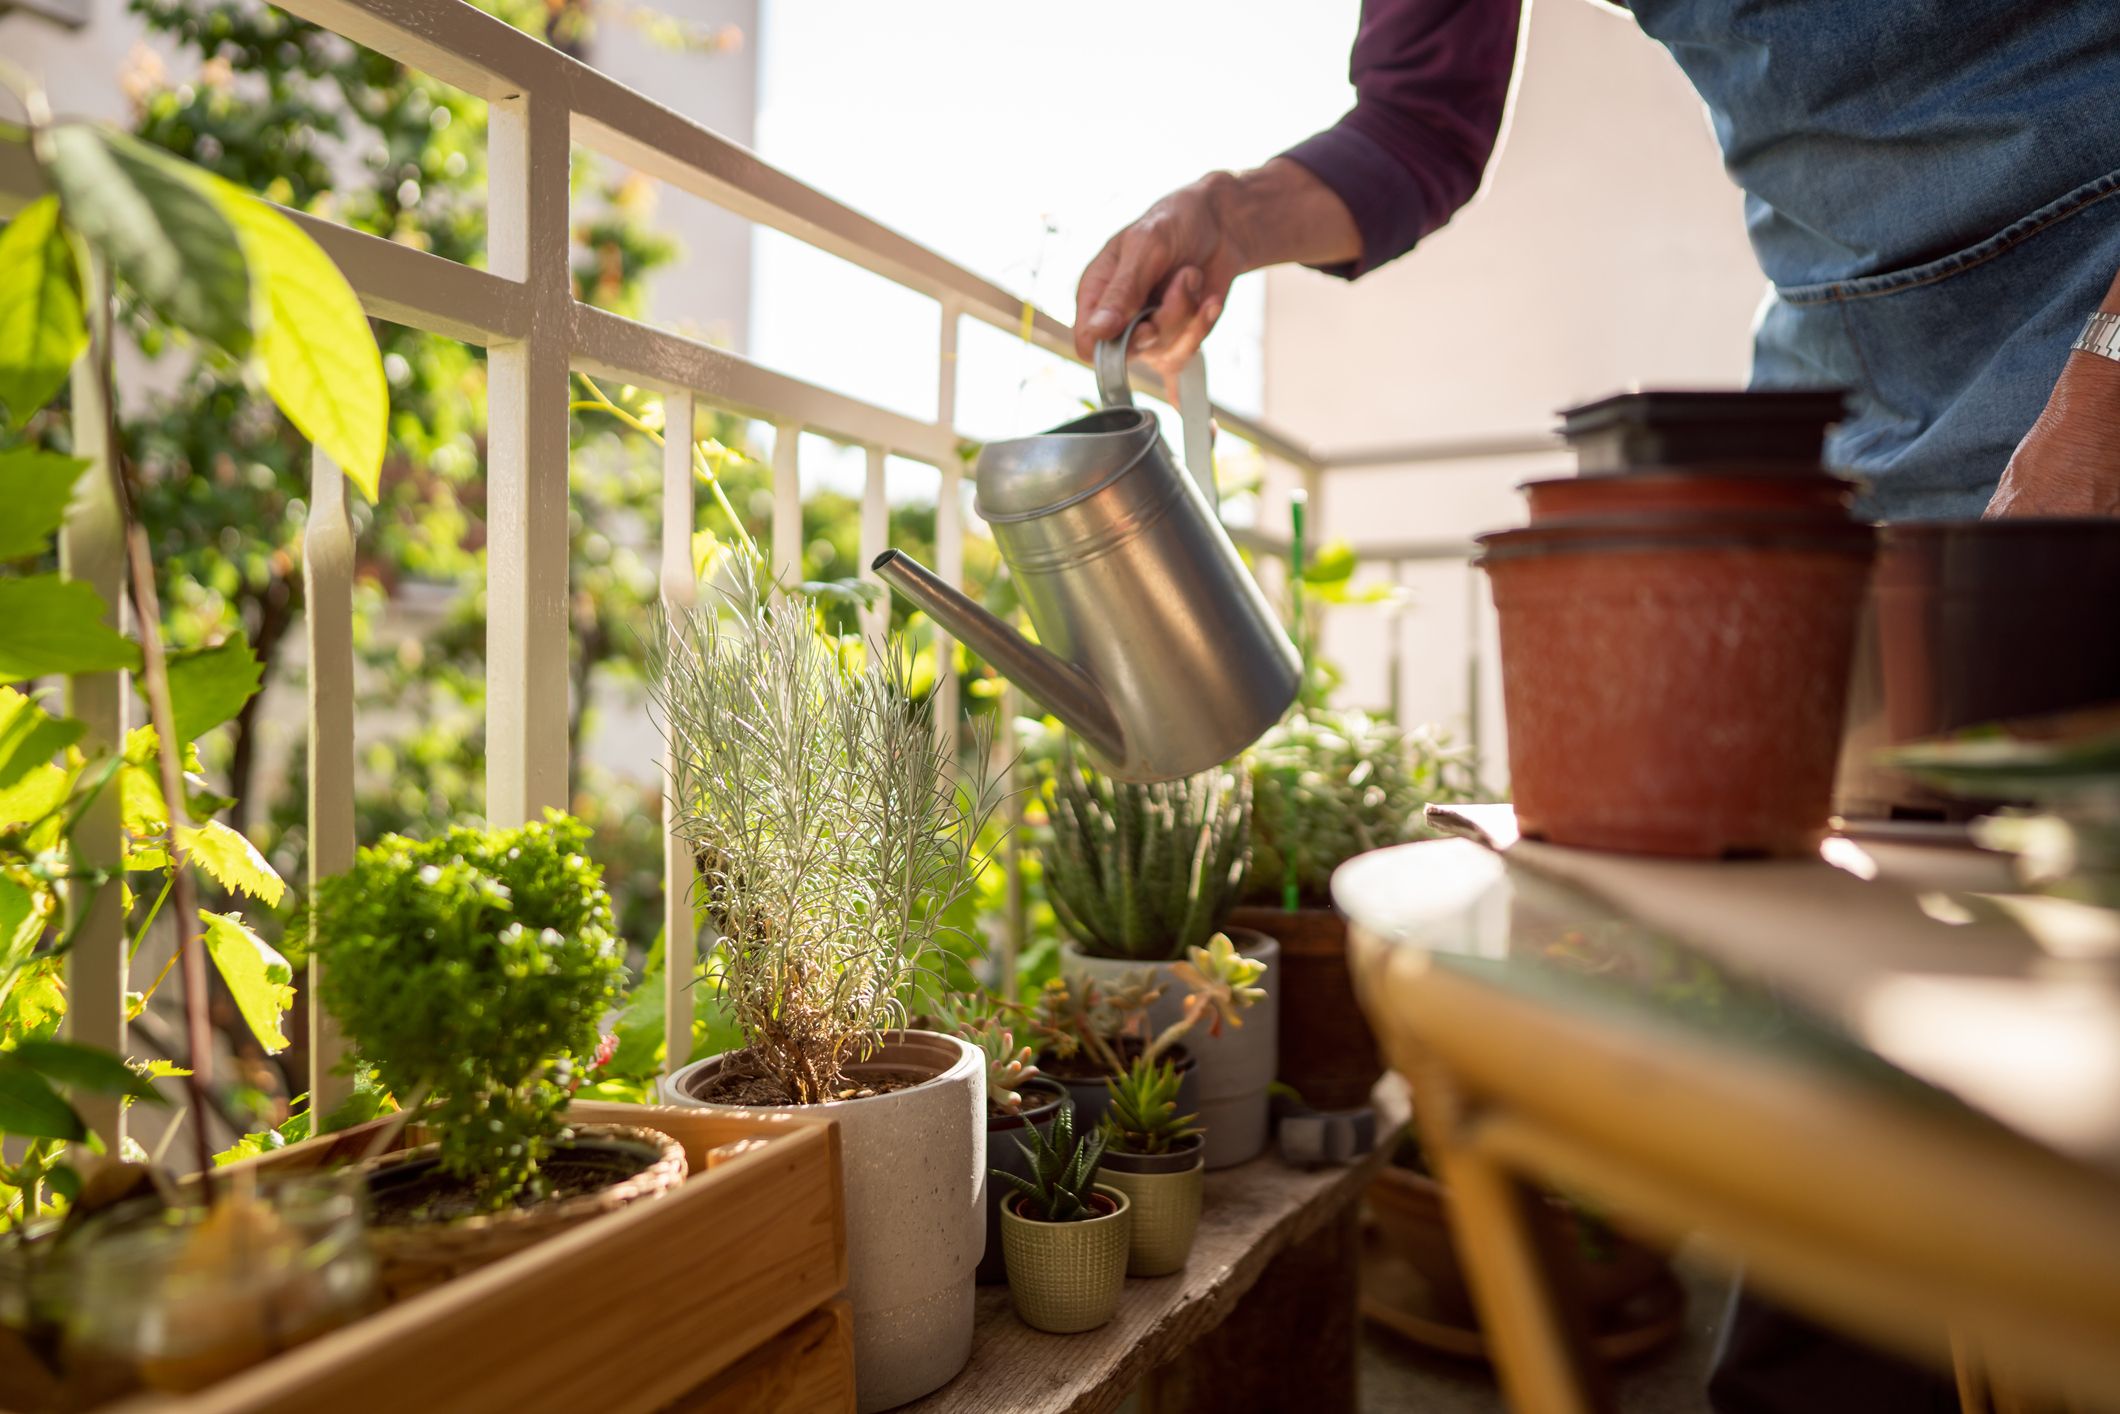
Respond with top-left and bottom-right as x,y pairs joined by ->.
1099,1137 -> 1204,1277
998,1184 -> 1131,1334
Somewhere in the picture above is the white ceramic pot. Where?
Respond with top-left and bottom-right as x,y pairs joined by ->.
1061,928 -> 1280,1169
664,1030 -> 983,1413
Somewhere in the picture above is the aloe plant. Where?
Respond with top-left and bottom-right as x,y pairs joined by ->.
997,1102 -> 1106,1223
1041,742 -> 1250,962
1101,1058 -> 1201,1156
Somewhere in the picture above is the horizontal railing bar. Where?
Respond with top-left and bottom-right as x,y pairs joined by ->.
270,0 -> 1326,472
570,302 -> 958,466
1235,529 -> 1477,564
294,213 -> 531,345
1315,432 -> 1564,469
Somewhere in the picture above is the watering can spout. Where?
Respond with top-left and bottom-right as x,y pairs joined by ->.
871,549 -> 1126,762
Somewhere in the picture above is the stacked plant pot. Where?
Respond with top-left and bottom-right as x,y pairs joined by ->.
1483,389 -> 1876,858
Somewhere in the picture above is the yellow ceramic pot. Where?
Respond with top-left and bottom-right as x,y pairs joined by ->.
999,1184 -> 1131,1333
1099,1139 -> 1204,1277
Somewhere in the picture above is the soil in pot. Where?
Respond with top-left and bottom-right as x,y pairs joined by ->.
1227,905 -> 1379,1112
368,1141 -> 653,1227
1099,1137 -> 1204,1278
999,1186 -> 1132,1335
981,1078 -> 1067,1285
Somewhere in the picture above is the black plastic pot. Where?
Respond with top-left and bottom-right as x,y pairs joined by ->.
979,1077 -> 1066,1284
1559,388 -> 1848,473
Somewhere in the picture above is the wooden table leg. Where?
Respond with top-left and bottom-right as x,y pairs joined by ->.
1141,1200 -> 1362,1414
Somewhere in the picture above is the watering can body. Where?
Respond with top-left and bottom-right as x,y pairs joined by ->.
873,338 -> 1299,782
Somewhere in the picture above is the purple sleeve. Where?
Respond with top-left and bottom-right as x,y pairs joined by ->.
1280,0 -> 1525,279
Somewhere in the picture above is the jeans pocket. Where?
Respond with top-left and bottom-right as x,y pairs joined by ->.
1778,167 -> 2120,307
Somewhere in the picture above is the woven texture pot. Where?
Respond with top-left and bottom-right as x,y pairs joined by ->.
665,1030 -> 983,1413
364,1124 -> 686,1301
1061,929 -> 1279,1168
1100,1142 -> 1203,1277
981,1078 -> 1066,1284
1000,1186 -> 1131,1333
1227,905 -> 1379,1111
1481,521 -> 1874,857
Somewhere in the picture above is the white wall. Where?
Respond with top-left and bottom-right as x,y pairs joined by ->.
1261,0 -> 1767,773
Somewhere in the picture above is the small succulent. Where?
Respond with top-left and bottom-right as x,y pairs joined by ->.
963,1014 -> 1042,1114
1101,1058 -> 1201,1156
1042,741 -> 1250,962
996,1103 -> 1106,1223
1247,710 -> 1480,907
1168,933 -> 1270,1041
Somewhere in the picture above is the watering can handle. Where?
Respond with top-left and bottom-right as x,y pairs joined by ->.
1091,308 -> 1220,514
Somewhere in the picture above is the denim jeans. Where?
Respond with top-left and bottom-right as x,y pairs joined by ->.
1626,0 -> 2120,519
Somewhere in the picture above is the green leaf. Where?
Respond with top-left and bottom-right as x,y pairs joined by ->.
43,124 -> 253,362
9,1039 -> 163,1103
0,197 -> 88,429
166,630 -> 262,744
0,575 -> 139,681
0,687 -> 83,794
199,910 -> 293,1053
208,180 -> 384,499
0,962 -> 65,1044
0,450 -> 90,561
178,819 -> 285,906
1301,539 -> 1358,586
117,762 -> 165,835
0,1052 -> 85,1140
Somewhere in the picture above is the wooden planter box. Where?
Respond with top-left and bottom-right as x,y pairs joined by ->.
108,1101 -> 850,1413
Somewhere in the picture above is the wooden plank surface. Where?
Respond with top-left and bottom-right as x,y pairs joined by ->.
661,1299 -> 856,1414
902,1144 -> 1394,1414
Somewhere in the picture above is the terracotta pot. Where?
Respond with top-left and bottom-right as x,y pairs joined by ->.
664,1030 -> 982,1413
1481,518 -> 1875,857
1100,1137 -> 1205,1277
980,1077 -> 1067,1285
1037,1042 -> 1198,1141
1227,905 -> 1381,1112
1522,471 -> 1856,526
999,1186 -> 1132,1334
1061,930 -> 1281,1168
1368,1157 -> 1668,1330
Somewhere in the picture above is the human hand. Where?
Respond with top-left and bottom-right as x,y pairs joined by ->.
1987,327 -> 2120,517
1073,159 -> 1360,390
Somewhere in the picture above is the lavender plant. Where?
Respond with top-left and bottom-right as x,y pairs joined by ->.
648,557 -> 1004,1105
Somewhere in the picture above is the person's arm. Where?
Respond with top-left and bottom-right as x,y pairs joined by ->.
1986,267 -> 2120,516
1073,0 -> 1525,375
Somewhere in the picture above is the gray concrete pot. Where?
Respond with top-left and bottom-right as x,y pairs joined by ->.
664,1030 -> 982,1412
1060,928 -> 1280,1168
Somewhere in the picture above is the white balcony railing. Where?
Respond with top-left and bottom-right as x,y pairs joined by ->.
4,0 -> 1559,1141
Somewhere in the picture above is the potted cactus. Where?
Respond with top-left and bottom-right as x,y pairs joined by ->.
649,561 -> 1003,1412
940,1002 -> 1069,1284
996,1104 -> 1131,1334
308,815 -> 687,1298
1042,746 -> 1277,1167
1233,711 -> 1478,1110
1097,1058 -> 1205,1277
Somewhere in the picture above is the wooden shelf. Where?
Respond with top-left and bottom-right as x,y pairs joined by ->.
904,1140 -> 1395,1414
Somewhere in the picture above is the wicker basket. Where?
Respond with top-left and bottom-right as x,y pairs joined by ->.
363,1123 -> 687,1299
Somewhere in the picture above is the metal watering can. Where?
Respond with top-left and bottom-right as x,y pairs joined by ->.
873,314 -> 1300,782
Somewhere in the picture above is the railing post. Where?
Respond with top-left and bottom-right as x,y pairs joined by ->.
304,449 -> 356,1116
859,446 -> 888,646
61,258 -> 127,1147
660,394 -> 699,1082
483,91 -> 574,826
933,298 -> 963,751
770,420 -> 801,590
